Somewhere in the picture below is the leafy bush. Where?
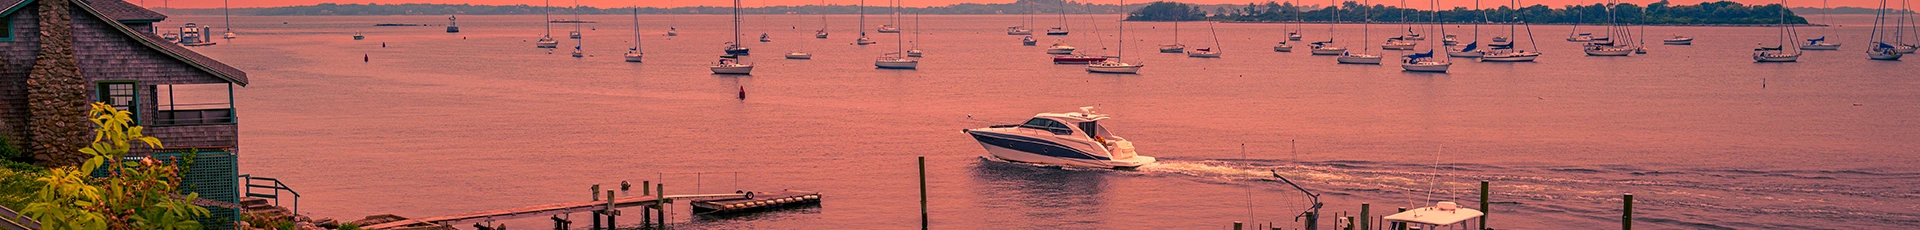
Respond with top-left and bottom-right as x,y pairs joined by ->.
20,102 -> 211,229
0,167 -> 41,210
338,223 -> 363,230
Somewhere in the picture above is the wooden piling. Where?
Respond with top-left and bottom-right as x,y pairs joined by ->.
1480,181 -> 1490,230
919,156 -> 929,230
1234,221 -> 1243,230
657,183 -> 667,230
1395,207 -> 1407,230
1623,193 -> 1633,230
606,190 -> 617,229
643,181 -> 651,228
1358,203 -> 1369,230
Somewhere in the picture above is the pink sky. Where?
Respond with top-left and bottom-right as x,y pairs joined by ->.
144,0 -> 1879,10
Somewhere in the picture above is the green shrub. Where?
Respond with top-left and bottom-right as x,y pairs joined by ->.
20,103 -> 210,229
0,167 -> 41,210
338,223 -> 363,230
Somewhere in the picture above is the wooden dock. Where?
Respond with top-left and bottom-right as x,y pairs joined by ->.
363,193 -> 745,229
690,190 -> 822,215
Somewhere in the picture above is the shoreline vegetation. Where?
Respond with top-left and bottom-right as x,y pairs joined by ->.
1129,0 -> 1813,25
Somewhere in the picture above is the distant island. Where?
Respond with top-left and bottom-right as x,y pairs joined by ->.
153,0 -> 1132,16
1129,0 -> 1818,25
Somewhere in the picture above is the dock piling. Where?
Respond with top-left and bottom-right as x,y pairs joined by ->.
1480,181 -> 1490,230
1395,207 -> 1407,230
1623,193 -> 1633,230
607,190 -> 617,230
657,183 -> 667,230
1234,221 -> 1243,230
1358,203 -> 1369,230
643,181 -> 651,228
919,156 -> 929,230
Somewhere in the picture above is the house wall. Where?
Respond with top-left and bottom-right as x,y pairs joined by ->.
0,3 -> 238,154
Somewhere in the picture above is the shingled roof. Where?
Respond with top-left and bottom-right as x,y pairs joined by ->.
1,0 -> 167,22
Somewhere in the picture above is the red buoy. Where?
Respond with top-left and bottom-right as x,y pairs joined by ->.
363,54 -> 369,62
738,86 -> 746,100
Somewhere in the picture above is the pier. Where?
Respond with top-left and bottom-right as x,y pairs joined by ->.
689,190 -> 823,215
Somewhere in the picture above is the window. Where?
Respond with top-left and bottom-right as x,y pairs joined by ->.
97,82 -> 136,120
154,84 -> 234,126
1020,118 -> 1072,135
0,17 -> 11,41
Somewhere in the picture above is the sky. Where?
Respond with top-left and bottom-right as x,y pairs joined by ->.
141,0 -> 1886,10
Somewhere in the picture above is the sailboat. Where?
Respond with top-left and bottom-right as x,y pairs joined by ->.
876,0 -> 919,69
1089,0 -> 1144,74
569,0 -> 582,39
1448,0 -> 1485,58
817,0 -> 830,39
1188,21 -> 1222,58
1755,0 -> 1802,62
1339,0 -> 1384,64
1047,0 -> 1070,35
1899,0 -> 1919,53
1310,0 -> 1348,55
856,0 -> 877,45
1802,0 -> 1843,50
1290,4 -> 1305,41
222,0 -> 236,39
1583,0 -> 1634,56
1277,0 -> 1300,52
879,0 -> 902,33
1382,0 -> 1418,50
1161,20 -> 1186,53
1567,0 -> 1597,42
713,0 -> 756,75
908,13 -> 924,57
1403,0 -> 1450,72
1870,0 -> 1904,60
725,0 -> 751,55
668,0 -> 680,36
1481,0 -> 1541,62
572,35 -> 585,57
1024,35 -> 1038,45
537,0 -> 560,48
1010,0 -> 1035,35
627,8 -> 644,62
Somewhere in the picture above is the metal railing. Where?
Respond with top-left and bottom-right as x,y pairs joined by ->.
241,175 -> 300,214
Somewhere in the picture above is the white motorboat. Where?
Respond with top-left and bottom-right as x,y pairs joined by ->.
1384,202 -> 1485,230
1047,42 -> 1077,54
1382,38 -> 1416,50
963,107 -> 1156,169
1023,36 -> 1038,46
711,58 -> 754,74
1310,42 -> 1346,55
1338,52 -> 1383,64
1663,35 -> 1693,45
786,51 -> 813,59
875,53 -> 920,69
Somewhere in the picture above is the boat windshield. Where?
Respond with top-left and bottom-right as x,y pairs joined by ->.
1020,118 -> 1072,135
1076,121 -> 1110,141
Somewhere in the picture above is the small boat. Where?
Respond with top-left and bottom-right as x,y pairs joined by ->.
963,107 -> 1156,169
1046,27 -> 1069,36
1442,34 -> 1457,45
626,48 -> 644,62
857,36 -> 877,45
1022,36 -> 1038,46
1160,44 -> 1186,53
1086,60 -> 1143,74
1800,37 -> 1841,50
1338,52 -> 1383,64
626,9 -> 642,63
875,53 -> 919,69
760,33 -> 772,42
570,31 -> 582,39
1186,48 -> 1221,58
165,32 -> 181,41
1384,202 -> 1485,230
1381,38 -> 1416,50
878,25 -> 901,33
1584,43 -> 1634,56
1662,35 -> 1693,45
1052,53 -> 1109,64
1480,49 -> 1540,62
1274,41 -> 1293,52
1401,31 -> 1425,40
907,13 -> 924,57
725,0 -> 750,55
786,51 -> 813,59
1755,0 -> 1800,62
571,45 -> 584,57
1869,43 -> 1903,60
1008,26 -> 1033,35
1401,51 -> 1450,72
710,58 -> 754,74
223,32 -> 236,39
908,49 -> 923,57
1491,36 -> 1508,43
1289,32 -> 1303,41
814,0 -> 829,39
1448,42 -> 1483,57
1896,44 -> 1918,53
349,32 -> 361,41
668,28 -> 679,36
1309,41 -> 1346,55
817,30 -> 829,39
725,42 -> 751,54
1567,32 -> 1594,42
1046,41 -> 1077,54
537,37 -> 559,48
178,23 -> 216,46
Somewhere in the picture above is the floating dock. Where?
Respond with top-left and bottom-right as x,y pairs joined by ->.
690,190 -> 823,215
363,193 -> 744,229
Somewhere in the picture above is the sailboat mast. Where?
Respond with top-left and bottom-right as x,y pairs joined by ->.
546,0 -> 552,36
735,0 -> 742,45
895,0 -> 902,54
634,8 -> 639,50
1364,0 -> 1371,52
1119,0 -> 1126,61
223,0 -> 229,33
1330,0 -> 1337,42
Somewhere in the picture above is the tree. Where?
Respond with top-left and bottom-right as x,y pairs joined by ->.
27,0 -> 90,168
23,103 -> 209,229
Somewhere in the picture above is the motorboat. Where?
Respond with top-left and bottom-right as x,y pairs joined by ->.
1338,52 -> 1383,64
1274,41 -> 1293,52
1801,37 -> 1841,50
1052,53 -> 1109,64
786,51 -> 813,59
1186,48 -> 1221,58
1008,26 -> 1034,35
1662,35 -> 1693,45
1086,60 -> 1143,74
1401,51 -> 1449,72
963,107 -> 1156,169
1047,42 -> 1077,54
878,24 -> 900,33
1384,202 -> 1485,230
1309,41 -> 1346,55
1381,38 -> 1416,50
710,58 -> 754,74
1159,44 -> 1186,53
1022,36 -> 1038,46
875,52 -> 919,69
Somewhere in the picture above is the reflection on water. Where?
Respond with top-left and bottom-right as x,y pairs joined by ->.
969,158 -> 1108,229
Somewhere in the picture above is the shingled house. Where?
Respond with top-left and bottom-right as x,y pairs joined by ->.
0,0 -> 249,227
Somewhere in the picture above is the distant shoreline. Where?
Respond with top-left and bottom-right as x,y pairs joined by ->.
1208,21 -> 1828,27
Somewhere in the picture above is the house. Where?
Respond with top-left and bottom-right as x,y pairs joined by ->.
0,0 -> 249,228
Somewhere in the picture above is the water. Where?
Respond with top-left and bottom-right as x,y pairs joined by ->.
168,14 -> 1919,229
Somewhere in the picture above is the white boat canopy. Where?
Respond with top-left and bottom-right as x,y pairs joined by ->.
1383,201 -> 1484,226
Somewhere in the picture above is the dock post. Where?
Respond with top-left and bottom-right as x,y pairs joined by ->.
1480,181 -> 1490,230
643,181 -> 652,228
658,183 -> 667,230
1233,221 -> 1243,230
919,156 -> 929,230
1358,203 -> 1369,230
1623,193 -> 1633,230
1395,207 -> 1407,230
607,190 -> 617,230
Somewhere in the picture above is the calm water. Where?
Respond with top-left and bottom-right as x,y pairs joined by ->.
167,13 -> 1918,229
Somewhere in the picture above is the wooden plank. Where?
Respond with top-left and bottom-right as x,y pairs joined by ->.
364,193 -> 748,230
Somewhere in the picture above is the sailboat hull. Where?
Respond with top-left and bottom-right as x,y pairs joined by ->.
1401,62 -> 1451,72
1447,50 -> 1483,57
1337,55 -> 1383,64
1753,53 -> 1800,62
1801,43 -> 1841,50
876,60 -> 920,69
1274,45 -> 1293,52
1869,50 -> 1903,60
1186,51 -> 1221,58
625,54 -> 643,62
1086,65 -> 1142,74
1311,48 -> 1346,55
1585,47 -> 1634,56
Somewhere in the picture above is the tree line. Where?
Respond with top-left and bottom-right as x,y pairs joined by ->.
157,0 -> 1138,16
1128,0 -> 1812,25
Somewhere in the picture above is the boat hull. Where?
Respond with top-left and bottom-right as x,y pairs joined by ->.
1159,46 -> 1185,53
1402,63 -> 1450,72
966,131 -> 1154,169
1663,39 -> 1692,45
711,66 -> 753,74
1046,32 -> 1069,36
1046,48 -> 1075,54
1310,48 -> 1346,55
1053,56 -> 1108,64
876,60 -> 919,69
1480,52 -> 1539,62
1753,53 -> 1799,62
1585,48 -> 1633,56
785,53 -> 812,59
1868,51 -> 1902,60
1337,55 -> 1382,64
1382,43 -> 1416,50
1897,45 -> 1918,53
625,54 -> 643,62
1801,44 -> 1841,50
726,48 -> 751,55
1086,65 -> 1142,74
1274,45 -> 1293,52
1187,52 -> 1221,58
